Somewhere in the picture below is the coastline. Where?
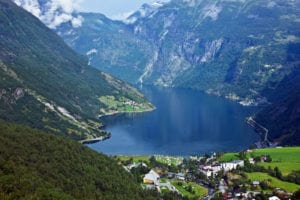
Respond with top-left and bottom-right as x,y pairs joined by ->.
80,134 -> 111,144
81,107 -> 156,145
98,106 -> 156,118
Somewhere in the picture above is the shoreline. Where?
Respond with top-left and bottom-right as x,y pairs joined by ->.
80,134 -> 111,144
81,107 -> 156,145
98,106 -> 156,118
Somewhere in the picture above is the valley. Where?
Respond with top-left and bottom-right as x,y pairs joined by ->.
53,0 -> 300,146
87,86 -> 259,155
0,0 -> 299,199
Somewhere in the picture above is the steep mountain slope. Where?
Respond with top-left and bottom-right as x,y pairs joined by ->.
54,0 -> 300,106
254,66 -> 300,145
0,0 -> 152,140
56,12 -> 154,83
0,122 -> 158,199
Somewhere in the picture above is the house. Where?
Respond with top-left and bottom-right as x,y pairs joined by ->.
249,158 -> 255,164
200,168 -> 213,177
200,164 -> 223,177
126,162 -> 148,171
269,196 -> 280,200
175,173 -> 185,181
252,181 -> 260,187
143,170 -> 160,184
221,160 -> 244,171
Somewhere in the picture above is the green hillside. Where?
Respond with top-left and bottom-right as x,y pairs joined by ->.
254,67 -> 300,145
0,122 -> 160,200
0,0 -> 153,140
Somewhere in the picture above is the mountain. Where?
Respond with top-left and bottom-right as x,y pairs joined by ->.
54,0 -> 300,106
0,122 -> 159,199
56,12 -> 154,83
15,0 -> 300,145
254,66 -> 300,145
0,0 -> 152,140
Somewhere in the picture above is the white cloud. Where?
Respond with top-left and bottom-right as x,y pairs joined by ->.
13,0 -> 84,28
71,15 -> 83,28
111,11 -> 135,21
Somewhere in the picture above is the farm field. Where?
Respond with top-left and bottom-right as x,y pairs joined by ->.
220,147 -> 300,175
171,181 -> 208,199
246,172 -> 300,192
251,147 -> 300,175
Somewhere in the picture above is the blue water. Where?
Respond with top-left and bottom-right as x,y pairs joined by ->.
87,87 -> 258,156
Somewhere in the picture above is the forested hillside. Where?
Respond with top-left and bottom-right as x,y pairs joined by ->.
0,122 -> 161,200
0,0 -> 152,140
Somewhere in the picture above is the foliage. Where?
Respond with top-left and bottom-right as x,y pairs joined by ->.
0,122 -> 159,200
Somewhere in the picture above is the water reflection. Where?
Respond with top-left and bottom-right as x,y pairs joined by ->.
88,87 -> 258,155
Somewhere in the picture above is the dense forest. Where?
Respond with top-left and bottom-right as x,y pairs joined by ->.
0,122 -> 171,200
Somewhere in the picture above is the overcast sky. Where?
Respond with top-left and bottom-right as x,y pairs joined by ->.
79,0 -> 168,19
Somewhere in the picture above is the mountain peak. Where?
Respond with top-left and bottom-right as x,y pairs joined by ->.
125,1 -> 168,24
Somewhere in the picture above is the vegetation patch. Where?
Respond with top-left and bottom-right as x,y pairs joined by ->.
155,155 -> 184,166
171,181 -> 208,199
116,155 -> 150,164
99,95 -> 153,115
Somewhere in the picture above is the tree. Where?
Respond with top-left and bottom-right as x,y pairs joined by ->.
274,167 -> 283,180
292,189 -> 300,200
238,151 -> 246,160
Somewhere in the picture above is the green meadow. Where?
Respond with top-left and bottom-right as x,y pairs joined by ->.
171,181 -> 208,199
220,147 -> 300,175
246,172 -> 300,192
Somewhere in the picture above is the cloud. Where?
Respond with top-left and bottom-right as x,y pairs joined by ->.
111,11 -> 135,21
13,0 -> 84,29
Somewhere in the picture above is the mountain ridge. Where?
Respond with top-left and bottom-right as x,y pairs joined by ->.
0,0 -> 153,140
13,0 -> 300,145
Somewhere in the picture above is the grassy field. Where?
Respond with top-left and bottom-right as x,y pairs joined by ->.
219,152 -> 240,162
155,155 -> 184,166
220,147 -> 300,175
116,155 -> 184,166
171,181 -> 208,199
99,95 -> 151,114
251,147 -> 300,175
116,155 -> 150,163
251,147 -> 300,162
246,172 -> 300,192
258,162 -> 300,176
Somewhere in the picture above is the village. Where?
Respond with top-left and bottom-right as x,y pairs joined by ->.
117,148 -> 299,200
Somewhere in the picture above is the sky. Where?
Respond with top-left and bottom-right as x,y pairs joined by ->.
79,0 -> 167,19
14,0 -> 170,28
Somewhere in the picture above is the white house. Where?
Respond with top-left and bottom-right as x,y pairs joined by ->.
175,173 -> 185,181
200,160 -> 245,177
200,169 -> 213,177
143,170 -> 160,184
269,196 -> 280,200
221,160 -> 244,171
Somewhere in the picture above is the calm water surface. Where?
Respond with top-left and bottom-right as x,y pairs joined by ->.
87,87 -> 258,156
